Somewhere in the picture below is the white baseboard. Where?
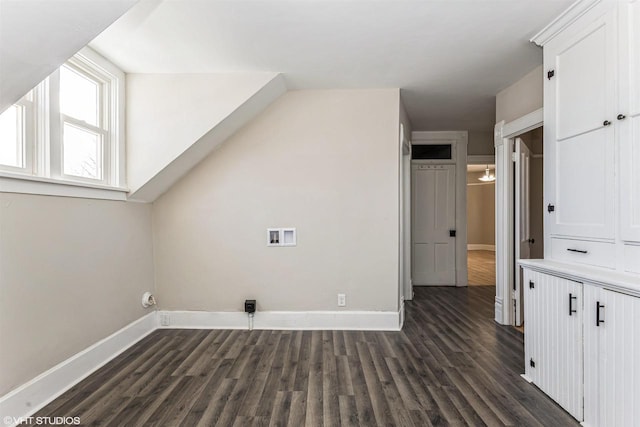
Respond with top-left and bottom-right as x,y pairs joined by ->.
0,312 -> 157,427
468,244 -> 496,251
158,310 -> 401,331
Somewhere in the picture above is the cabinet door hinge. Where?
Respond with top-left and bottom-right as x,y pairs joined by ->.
530,358 -> 536,368
547,69 -> 555,80
529,280 -> 535,289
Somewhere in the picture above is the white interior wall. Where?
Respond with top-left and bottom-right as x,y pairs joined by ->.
126,73 -> 285,200
152,89 -> 401,313
495,65 -> 543,124
468,130 -> 495,155
467,171 -> 496,246
0,194 -> 155,396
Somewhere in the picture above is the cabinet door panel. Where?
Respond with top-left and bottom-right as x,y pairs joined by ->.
523,269 -> 538,383
599,289 -> 640,426
555,128 -> 614,238
620,0 -> 640,242
526,271 -> 583,420
556,23 -> 609,140
545,7 -> 616,240
583,285 -> 601,427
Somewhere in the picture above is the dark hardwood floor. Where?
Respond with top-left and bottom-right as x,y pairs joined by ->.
34,286 -> 578,426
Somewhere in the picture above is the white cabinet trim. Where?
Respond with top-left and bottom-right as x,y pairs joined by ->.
530,0 -> 602,46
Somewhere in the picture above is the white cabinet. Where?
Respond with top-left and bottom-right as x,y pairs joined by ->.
584,286 -> 640,427
537,0 -> 640,274
543,3 -> 616,241
523,268 -> 583,421
620,0 -> 640,243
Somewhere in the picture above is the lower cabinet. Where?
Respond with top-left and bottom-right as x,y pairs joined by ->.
524,267 -> 640,426
584,286 -> 640,427
523,268 -> 583,420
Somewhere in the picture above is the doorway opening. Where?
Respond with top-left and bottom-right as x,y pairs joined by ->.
466,163 -> 496,286
494,108 -> 543,327
409,131 -> 468,289
513,127 -> 544,332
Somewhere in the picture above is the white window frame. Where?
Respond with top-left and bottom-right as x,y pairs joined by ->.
0,47 -> 127,200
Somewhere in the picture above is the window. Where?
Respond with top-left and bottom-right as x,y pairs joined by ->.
0,91 -> 34,172
0,47 -> 125,192
0,105 -> 24,168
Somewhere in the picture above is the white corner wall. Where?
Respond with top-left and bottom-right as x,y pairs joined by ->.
0,194 -> 155,397
126,73 -> 287,201
495,65 -> 543,124
152,89 -> 401,314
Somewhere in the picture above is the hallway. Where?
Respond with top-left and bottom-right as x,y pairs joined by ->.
467,250 -> 496,286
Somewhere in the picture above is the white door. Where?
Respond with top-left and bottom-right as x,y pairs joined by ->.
544,7 -> 616,239
412,164 -> 456,286
514,138 -> 531,326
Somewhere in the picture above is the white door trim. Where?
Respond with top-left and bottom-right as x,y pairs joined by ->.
494,107 -> 543,325
411,130 -> 468,286
400,125 -> 412,301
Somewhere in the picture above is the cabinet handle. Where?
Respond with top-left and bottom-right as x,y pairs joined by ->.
569,293 -> 577,316
528,238 -> 535,244
617,114 -> 626,120
567,248 -> 588,254
603,120 -> 612,126
596,302 -> 605,326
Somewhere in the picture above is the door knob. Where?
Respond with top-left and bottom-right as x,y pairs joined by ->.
603,120 -> 612,126
617,114 -> 626,120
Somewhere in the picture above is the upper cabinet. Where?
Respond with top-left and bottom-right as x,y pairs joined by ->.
534,0 -> 640,274
544,4 -> 616,241
620,0 -> 640,243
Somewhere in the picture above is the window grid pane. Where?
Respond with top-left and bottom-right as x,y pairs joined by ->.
0,105 -> 24,168
63,123 -> 102,180
60,65 -> 100,127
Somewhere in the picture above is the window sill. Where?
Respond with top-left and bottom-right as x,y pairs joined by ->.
0,172 -> 129,201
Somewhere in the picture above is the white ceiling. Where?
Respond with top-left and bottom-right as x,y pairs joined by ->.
90,0 -> 572,132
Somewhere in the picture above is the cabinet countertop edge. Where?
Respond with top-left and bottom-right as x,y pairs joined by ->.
519,259 -> 640,297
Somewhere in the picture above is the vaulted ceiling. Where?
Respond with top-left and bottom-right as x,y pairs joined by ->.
0,0 -> 137,112
90,0 -> 572,133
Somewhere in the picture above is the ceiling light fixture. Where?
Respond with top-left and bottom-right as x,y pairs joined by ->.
478,165 -> 495,182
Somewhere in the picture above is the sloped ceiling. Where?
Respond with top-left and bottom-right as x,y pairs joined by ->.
0,0 -> 137,112
90,0 -> 573,132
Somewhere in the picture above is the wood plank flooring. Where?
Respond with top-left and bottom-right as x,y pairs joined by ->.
468,250 -> 496,286
34,286 -> 578,426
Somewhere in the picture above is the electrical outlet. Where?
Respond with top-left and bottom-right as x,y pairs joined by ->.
160,313 -> 170,326
337,293 -> 346,307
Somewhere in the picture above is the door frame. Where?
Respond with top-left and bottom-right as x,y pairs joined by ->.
494,108 -> 543,325
514,137 -> 532,327
400,124 -> 412,302
410,131 -> 468,287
